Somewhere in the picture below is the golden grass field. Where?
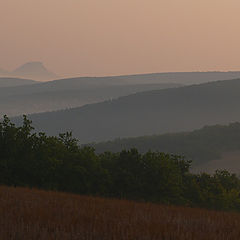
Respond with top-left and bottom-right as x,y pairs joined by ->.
0,186 -> 240,240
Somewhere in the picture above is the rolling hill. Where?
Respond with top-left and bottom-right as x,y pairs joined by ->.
12,78 -> 240,145
0,77 -> 37,88
2,186 -> 239,240
4,70 -> 238,97
0,82 -> 181,116
93,71 -> 240,85
92,122 -> 240,172
3,71 -> 240,117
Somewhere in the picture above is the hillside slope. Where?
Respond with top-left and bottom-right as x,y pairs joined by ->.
4,70 -> 235,97
95,71 -> 240,85
1,186 -> 240,240
0,77 -> 37,88
0,82 -> 180,116
93,123 -> 240,170
3,71 -> 240,116
14,78 -> 240,143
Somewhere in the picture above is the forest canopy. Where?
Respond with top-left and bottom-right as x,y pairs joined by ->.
1,116 -> 240,211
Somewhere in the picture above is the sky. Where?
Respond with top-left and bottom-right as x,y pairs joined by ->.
1,0 -> 240,77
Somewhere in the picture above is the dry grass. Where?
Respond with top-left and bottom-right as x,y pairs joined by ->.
0,186 -> 240,240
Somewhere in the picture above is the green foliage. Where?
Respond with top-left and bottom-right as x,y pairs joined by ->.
1,116 -> 240,211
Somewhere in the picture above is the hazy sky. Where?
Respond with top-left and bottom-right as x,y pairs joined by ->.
1,0 -> 240,77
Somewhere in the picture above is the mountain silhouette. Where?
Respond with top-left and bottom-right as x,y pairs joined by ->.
11,62 -> 57,80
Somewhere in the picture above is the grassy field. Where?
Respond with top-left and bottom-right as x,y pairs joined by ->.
1,186 -> 240,240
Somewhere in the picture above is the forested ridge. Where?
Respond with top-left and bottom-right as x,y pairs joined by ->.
93,123 -> 240,166
1,116 -> 240,211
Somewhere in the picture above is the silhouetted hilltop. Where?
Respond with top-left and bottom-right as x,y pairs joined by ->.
12,78 -> 240,144
11,62 -> 57,80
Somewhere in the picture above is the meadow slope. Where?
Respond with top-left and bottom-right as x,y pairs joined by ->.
1,186 -> 240,240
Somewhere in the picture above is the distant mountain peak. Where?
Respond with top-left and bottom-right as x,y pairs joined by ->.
12,62 -> 57,81
14,62 -> 46,74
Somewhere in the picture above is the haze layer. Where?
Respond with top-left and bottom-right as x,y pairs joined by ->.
1,0 -> 240,77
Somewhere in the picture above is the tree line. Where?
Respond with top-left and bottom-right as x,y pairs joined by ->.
1,116 -> 240,211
